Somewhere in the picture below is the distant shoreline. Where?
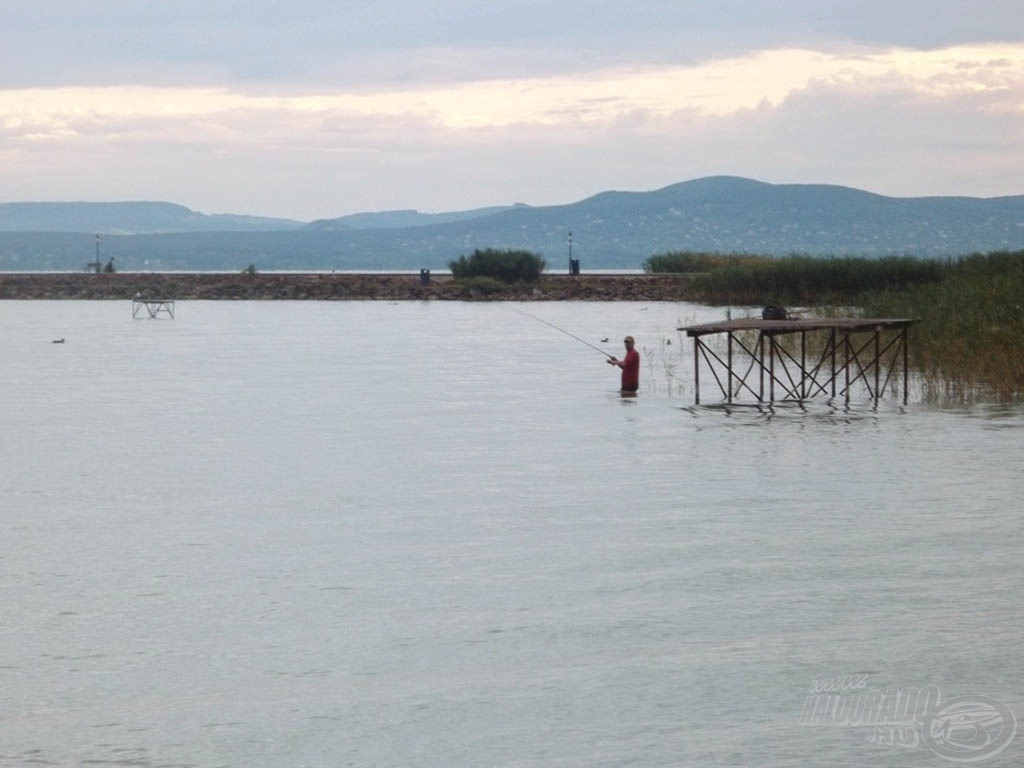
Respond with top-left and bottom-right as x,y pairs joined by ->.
0,272 -> 696,302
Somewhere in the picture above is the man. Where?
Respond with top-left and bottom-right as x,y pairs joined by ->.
607,335 -> 640,392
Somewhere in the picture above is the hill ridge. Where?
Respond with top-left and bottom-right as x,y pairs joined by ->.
2,177 -> 1023,270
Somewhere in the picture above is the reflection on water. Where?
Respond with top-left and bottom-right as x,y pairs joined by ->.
0,300 -> 1021,767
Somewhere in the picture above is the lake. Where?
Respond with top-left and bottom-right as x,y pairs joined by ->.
1,299 -> 1021,767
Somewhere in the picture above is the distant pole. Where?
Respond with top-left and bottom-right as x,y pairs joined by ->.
568,231 -> 573,273
86,233 -> 102,273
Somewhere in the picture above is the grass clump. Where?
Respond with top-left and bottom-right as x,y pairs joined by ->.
449,248 -> 546,284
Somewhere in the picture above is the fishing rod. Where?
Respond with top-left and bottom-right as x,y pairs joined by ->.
511,307 -> 614,359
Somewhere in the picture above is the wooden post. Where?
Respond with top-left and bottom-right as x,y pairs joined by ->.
758,333 -> 765,402
693,337 -> 701,405
727,332 -> 733,404
800,329 -> 807,401
902,327 -> 910,404
830,329 -> 837,399
874,327 -> 881,405
844,333 -> 851,405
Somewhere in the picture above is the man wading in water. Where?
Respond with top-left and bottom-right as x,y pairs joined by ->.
607,335 -> 640,393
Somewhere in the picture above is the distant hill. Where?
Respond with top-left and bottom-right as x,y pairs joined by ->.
0,201 -> 304,234
1,178 -> 1023,271
308,204 -> 528,230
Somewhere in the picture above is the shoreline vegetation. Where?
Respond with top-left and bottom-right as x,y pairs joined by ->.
645,249 -> 1024,402
3,248 -> 1022,401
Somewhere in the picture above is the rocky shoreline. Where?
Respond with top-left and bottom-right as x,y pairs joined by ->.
0,272 -> 697,302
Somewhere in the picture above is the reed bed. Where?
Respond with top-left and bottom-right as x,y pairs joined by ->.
861,252 -> 1024,401
646,251 -> 944,306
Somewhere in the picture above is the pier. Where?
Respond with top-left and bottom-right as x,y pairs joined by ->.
678,317 -> 914,405
132,297 -> 176,319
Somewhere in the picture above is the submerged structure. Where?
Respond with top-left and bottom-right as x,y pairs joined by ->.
131,297 -> 176,319
678,316 -> 914,405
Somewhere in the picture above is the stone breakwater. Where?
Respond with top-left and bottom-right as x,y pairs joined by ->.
0,272 -> 696,301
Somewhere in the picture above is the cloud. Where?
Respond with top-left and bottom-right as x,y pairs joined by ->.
4,44 -> 1019,130
4,1 -> 1024,89
1,40 -> 1022,217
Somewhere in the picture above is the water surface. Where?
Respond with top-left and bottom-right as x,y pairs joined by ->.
1,300 -> 1021,767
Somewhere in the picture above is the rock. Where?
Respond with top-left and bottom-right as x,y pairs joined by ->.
0,272 -> 697,302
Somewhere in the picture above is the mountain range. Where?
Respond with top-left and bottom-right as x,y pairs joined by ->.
2,177 -> 1023,271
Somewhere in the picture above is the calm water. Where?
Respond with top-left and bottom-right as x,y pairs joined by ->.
1,300 -> 1021,768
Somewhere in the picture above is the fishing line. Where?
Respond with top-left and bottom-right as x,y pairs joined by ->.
511,307 -> 613,358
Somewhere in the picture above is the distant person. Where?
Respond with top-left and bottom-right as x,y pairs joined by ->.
607,335 -> 640,393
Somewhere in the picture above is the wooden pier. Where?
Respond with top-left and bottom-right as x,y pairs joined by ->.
678,317 -> 914,405
131,297 -> 175,319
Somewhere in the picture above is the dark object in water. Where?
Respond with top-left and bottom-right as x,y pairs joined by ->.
762,305 -> 788,320
52,338 -> 65,344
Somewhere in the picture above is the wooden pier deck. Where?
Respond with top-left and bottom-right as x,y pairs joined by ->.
678,317 -> 914,405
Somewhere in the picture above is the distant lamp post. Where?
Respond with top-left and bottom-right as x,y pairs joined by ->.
86,234 -> 102,273
568,231 -> 580,275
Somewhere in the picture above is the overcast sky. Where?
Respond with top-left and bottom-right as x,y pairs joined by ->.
2,1 -> 1023,220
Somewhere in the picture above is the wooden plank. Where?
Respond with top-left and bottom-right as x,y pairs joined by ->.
679,317 -> 913,337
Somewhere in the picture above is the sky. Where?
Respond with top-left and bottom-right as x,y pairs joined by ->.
2,1 -> 1023,221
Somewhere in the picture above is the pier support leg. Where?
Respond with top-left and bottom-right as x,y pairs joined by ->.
694,337 -> 701,405
874,329 -> 881,406
830,329 -> 837,399
844,334 -> 851,405
758,333 -> 765,402
800,330 -> 807,401
727,332 -> 733,404
902,328 -> 909,405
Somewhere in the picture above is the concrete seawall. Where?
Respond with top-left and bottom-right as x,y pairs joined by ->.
0,272 -> 697,301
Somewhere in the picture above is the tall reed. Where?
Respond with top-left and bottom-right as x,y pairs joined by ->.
687,253 -> 943,306
861,252 -> 1024,401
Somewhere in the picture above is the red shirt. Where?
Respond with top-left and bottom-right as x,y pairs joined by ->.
620,347 -> 640,391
